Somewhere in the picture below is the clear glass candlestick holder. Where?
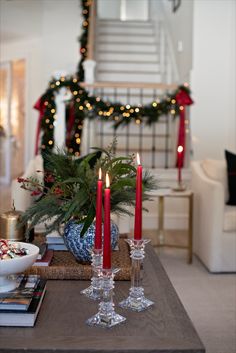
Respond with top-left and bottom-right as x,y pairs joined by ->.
81,248 -> 103,300
119,239 -> 154,312
86,268 -> 126,328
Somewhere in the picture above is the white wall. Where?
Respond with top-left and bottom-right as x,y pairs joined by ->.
97,0 -> 148,21
191,0 -> 236,160
42,0 -> 81,83
0,0 -> 81,166
97,0 -> 121,19
159,0 -> 193,83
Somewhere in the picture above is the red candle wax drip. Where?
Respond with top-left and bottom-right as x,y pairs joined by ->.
134,153 -> 142,240
103,173 -> 111,269
94,168 -> 102,250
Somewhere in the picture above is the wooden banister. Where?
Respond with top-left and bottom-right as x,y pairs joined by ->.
87,0 -> 96,60
81,81 -> 178,90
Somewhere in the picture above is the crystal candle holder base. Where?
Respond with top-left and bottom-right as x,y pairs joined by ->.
86,268 -> 126,328
81,248 -> 102,301
119,239 -> 154,312
86,309 -> 126,328
119,286 -> 154,312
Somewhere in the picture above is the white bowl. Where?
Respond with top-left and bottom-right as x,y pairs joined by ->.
0,242 -> 39,293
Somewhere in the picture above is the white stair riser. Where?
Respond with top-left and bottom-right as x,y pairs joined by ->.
98,62 -> 160,72
97,52 -> 159,62
99,26 -> 154,35
98,43 -> 157,53
98,34 -> 155,44
98,20 -> 153,27
97,72 -> 162,83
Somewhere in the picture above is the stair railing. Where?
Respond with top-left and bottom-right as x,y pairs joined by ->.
87,0 -> 96,61
80,81 -> 185,169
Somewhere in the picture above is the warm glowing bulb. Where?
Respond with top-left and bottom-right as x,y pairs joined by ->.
137,153 -> 141,165
98,168 -> 102,180
177,145 -> 184,153
106,173 -> 110,188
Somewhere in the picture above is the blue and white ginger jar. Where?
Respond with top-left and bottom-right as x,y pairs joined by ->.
64,220 -> 119,263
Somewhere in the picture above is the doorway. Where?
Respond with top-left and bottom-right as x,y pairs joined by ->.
0,59 -> 25,184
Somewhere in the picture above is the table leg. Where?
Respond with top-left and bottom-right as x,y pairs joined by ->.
158,196 -> 165,245
188,194 -> 193,264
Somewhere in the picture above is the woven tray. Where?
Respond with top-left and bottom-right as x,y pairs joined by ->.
25,238 -> 131,280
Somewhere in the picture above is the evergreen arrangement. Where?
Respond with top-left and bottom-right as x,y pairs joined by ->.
18,141 -> 157,238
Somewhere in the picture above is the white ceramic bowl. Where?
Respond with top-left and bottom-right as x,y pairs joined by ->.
0,242 -> 39,293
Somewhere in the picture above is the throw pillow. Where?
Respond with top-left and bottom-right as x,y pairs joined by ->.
225,150 -> 236,205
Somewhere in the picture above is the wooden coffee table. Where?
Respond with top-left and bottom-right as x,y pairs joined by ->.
0,244 -> 205,353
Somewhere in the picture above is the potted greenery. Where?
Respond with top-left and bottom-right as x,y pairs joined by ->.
18,141 -> 157,262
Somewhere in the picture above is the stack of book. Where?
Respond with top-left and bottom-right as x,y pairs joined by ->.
46,231 -> 67,251
0,275 -> 46,327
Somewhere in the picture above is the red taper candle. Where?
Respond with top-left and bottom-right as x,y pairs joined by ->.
94,168 -> 102,250
103,173 -> 111,269
134,153 -> 142,240
177,145 -> 183,184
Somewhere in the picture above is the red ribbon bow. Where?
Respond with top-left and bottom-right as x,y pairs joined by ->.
34,97 -> 46,155
175,88 -> 194,167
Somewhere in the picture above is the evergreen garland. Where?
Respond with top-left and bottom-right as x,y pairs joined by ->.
76,0 -> 91,81
39,76 -> 190,155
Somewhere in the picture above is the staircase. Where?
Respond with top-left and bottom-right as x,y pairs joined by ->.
96,19 -> 162,85
83,18 -> 179,169
81,4 -> 191,232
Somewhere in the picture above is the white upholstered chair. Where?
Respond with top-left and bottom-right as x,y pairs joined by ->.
191,159 -> 236,272
11,155 -> 44,212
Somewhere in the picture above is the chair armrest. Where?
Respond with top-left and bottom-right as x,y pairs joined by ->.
11,179 -> 33,212
191,161 -> 225,271
11,155 -> 44,212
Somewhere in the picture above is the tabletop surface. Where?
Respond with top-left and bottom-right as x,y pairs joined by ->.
148,188 -> 193,197
0,245 -> 205,353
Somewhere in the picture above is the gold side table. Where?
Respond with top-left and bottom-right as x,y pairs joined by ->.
151,189 -> 193,264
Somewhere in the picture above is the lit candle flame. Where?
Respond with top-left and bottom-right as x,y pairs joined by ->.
177,145 -> 184,153
98,168 -> 102,180
137,153 -> 141,165
106,173 -> 110,188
